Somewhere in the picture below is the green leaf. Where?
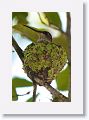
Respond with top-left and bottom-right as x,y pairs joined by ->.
12,12 -> 28,24
12,86 -> 18,101
12,77 -> 33,88
26,96 -> 33,102
26,93 -> 39,102
44,12 -> 62,29
13,24 -> 40,43
12,77 -> 33,101
56,65 -> 70,91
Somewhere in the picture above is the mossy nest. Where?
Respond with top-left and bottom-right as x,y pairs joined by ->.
23,42 -> 67,82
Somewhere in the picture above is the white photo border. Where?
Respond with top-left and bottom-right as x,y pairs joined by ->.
0,0 -> 83,114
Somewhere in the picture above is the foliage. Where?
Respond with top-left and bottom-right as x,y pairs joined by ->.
12,77 -> 33,87
56,65 -> 70,91
12,12 -> 28,24
12,77 -> 33,101
39,12 -> 62,29
12,86 -> 18,101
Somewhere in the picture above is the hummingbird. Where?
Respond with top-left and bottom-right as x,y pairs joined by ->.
23,25 -> 52,43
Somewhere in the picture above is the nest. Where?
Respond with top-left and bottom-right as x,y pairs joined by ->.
23,42 -> 67,83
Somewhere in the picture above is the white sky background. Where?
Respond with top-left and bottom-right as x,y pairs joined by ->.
12,12 -> 68,102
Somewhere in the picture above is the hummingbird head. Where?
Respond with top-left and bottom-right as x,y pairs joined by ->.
42,31 -> 52,42
38,31 -> 52,43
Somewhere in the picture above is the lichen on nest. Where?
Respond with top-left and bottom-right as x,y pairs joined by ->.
23,42 -> 67,81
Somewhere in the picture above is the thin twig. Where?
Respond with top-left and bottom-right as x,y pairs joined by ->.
33,81 -> 37,102
29,71 -> 37,102
17,91 -> 30,96
12,36 -> 24,63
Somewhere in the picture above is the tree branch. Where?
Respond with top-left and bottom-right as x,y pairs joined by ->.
66,12 -> 71,101
25,67 -> 69,102
44,83 -> 69,102
66,12 -> 71,64
12,36 -> 24,63
33,81 -> 37,102
66,12 -> 71,38
12,36 -> 69,102
33,77 -> 69,102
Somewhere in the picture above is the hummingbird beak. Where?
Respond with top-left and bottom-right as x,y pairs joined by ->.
23,25 -> 43,33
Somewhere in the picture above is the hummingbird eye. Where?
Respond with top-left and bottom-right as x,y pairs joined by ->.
43,31 -> 52,41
